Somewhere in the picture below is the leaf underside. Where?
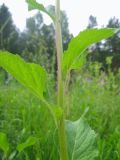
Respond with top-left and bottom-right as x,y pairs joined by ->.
65,118 -> 98,160
0,51 -> 47,99
62,28 -> 117,76
26,0 -> 55,21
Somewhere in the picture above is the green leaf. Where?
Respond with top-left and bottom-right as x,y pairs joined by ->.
0,51 -> 47,99
71,51 -> 87,70
26,0 -> 55,21
65,118 -> 98,160
62,28 -> 117,76
0,132 -> 9,154
17,136 -> 37,153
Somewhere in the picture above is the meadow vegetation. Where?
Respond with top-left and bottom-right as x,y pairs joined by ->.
0,63 -> 120,160
0,1 -> 120,160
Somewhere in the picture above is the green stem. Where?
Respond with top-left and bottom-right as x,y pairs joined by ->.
55,0 -> 68,160
32,92 -> 57,127
42,98 -> 58,127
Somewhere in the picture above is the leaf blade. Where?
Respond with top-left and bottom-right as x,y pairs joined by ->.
0,132 -> 9,154
26,0 -> 55,21
65,118 -> 98,160
62,28 -> 117,76
0,51 -> 47,99
17,136 -> 37,153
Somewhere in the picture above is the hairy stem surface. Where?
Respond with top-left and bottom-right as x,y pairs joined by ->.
55,0 -> 68,159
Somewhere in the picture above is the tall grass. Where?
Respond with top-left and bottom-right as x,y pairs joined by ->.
0,65 -> 120,160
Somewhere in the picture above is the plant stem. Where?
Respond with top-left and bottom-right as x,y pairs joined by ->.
42,98 -> 57,127
55,0 -> 68,160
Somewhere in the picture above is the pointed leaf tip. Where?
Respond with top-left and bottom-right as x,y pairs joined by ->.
26,0 -> 55,21
62,28 -> 117,77
0,51 -> 47,99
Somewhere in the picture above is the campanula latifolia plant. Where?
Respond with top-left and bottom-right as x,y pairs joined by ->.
0,0 -> 119,159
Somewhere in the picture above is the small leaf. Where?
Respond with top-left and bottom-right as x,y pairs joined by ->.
0,51 -> 47,99
26,0 -> 55,21
65,118 -> 98,160
62,28 -> 118,76
0,132 -> 9,154
17,136 -> 37,153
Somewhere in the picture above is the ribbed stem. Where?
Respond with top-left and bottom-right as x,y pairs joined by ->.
55,0 -> 69,160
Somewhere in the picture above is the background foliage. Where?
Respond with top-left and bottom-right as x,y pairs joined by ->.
0,3 -> 120,160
